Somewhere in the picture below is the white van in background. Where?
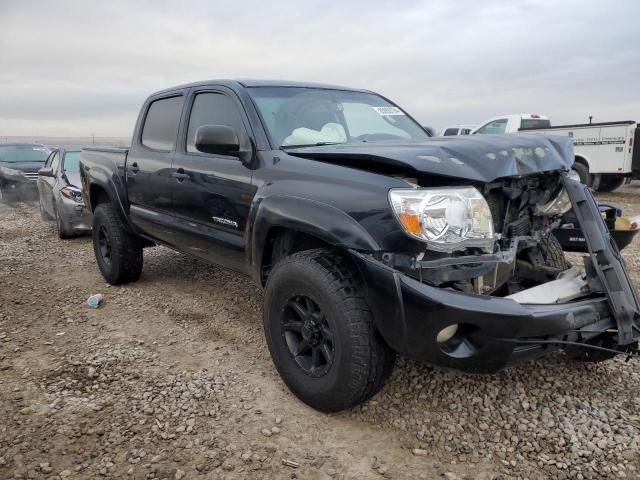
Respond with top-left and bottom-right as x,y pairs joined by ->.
473,114 -> 640,191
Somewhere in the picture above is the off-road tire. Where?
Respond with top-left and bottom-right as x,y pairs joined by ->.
565,336 -> 635,363
539,234 -> 571,270
572,162 -> 592,188
263,248 -> 395,412
55,203 -> 74,239
92,203 -> 143,285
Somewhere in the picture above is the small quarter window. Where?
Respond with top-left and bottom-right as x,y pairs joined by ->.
443,128 -> 460,136
141,96 -> 184,151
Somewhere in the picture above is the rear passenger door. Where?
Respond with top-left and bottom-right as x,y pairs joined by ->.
126,92 -> 185,245
169,87 -> 257,273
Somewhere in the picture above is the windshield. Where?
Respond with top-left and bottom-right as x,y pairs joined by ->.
0,145 -> 50,163
62,151 -> 81,172
248,87 -> 429,148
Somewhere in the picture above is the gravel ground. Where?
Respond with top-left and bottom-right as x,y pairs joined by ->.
2,184 -> 640,480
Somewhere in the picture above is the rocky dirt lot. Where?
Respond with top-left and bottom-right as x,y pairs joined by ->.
2,185 -> 640,480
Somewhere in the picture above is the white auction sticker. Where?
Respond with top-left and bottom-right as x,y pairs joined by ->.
373,106 -> 405,116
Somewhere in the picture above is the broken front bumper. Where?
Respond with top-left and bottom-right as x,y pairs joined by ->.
350,178 -> 640,373
58,193 -> 92,232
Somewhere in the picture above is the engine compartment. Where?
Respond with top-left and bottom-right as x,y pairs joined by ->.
385,171 -> 576,297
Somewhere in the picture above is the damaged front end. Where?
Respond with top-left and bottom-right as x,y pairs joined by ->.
351,174 -> 640,372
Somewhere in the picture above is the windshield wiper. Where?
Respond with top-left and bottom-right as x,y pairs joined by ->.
280,142 -> 344,149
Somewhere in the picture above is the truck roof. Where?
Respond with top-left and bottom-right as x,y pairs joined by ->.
151,79 -> 373,97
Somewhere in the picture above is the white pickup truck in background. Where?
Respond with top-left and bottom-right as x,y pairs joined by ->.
473,114 -> 640,192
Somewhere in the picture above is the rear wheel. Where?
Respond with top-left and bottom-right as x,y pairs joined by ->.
263,249 -> 395,412
572,162 -> 592,187
597,175 -> 626,192
92,203 -> 143,285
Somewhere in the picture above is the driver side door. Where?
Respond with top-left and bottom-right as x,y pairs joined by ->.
169,87 -> 257,273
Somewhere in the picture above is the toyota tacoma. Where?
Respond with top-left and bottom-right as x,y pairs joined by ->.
79,80 -> 640,412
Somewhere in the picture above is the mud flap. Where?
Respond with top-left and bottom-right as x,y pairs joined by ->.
564,176 -> 640,345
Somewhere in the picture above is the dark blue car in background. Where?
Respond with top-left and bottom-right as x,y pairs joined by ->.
0,143 -> 51,202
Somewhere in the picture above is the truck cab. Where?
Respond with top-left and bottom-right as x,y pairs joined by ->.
472,114 -> 551,134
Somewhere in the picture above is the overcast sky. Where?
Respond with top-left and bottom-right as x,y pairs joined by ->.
0,0 -> 638,137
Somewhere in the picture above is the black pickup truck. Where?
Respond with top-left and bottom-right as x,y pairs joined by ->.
80,80 -> 640,412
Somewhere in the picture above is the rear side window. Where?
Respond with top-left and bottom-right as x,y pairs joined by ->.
520,119 -> 551,130
476,119 -> 508,134
443,128 -> 459,136
186,92 -> 246,153
141,96 -> 184,151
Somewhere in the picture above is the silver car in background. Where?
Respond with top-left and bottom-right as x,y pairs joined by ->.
37,149 -> 92,238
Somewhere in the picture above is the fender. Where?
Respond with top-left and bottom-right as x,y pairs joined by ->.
249,195 -> 381,282
83,164 -> 136,234
574,153 -> 590,170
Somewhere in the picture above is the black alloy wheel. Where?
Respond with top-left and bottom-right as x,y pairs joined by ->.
97,225 -> 112,267
282,294 -> 334,377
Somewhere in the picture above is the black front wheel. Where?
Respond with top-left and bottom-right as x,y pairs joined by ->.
263,249 -> 395,412
92,203 -> 143,285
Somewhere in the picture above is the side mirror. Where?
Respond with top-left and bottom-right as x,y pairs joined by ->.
422,126 -> 435,137
38,167 -> 54,177
195,125 -> 240,156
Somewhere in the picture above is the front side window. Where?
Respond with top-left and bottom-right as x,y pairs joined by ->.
62,151 -> 81,172
476,119 -> 508,134
0,145 -> 50,163
141,96 -> 184,151
248,87 -> 429,148
460,129 -> 472,135
186,92 -> 246,153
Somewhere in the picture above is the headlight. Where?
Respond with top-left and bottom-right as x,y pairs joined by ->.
389,187 -> 495,253
0,166 -> 25,177
60,186 -> 83,203
534,188 -> 572,215
535,171 -> 577,216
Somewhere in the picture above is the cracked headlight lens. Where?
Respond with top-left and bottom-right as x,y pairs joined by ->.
389,187 -> 495,253
60,186 -> 83,203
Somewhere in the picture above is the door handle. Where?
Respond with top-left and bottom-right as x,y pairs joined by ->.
130,162 -> 140,174
171,168 -> 188,182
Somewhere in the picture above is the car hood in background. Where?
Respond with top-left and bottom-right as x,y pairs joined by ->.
0,161 -> 45,174
63,170 -> 82,188
285,134 -> 574,183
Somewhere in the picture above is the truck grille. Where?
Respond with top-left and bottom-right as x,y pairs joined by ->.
23,172 -> 38,181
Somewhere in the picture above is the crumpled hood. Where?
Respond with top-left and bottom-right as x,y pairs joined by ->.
285,133 -> 574,182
